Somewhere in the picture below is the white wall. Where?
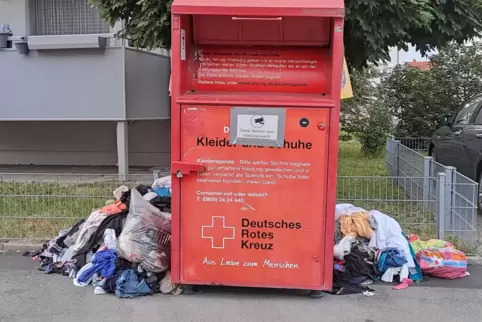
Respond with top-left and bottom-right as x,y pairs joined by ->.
1,48 -> 127,121
0,121 -> 171,167
0,0 -> 29,36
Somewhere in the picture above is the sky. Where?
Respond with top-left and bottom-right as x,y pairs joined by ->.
384,44 -> 436,67
383,37 -> 481,67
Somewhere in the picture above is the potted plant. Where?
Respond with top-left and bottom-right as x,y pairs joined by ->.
0,24 -> 12,48
15,36 -> 29,54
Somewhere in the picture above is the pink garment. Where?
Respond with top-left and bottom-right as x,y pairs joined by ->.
417,247 -> 469,279
392,278 -> 413,290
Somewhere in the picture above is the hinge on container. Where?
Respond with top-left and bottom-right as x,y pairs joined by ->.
171,161 -> 205,179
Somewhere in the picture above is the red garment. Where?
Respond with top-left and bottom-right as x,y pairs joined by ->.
99,201 -> 127,215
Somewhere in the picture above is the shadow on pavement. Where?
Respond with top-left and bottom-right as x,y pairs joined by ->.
2,252 -> 481,293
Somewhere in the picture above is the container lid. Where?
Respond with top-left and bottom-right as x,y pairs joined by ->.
171,0 -> 344,17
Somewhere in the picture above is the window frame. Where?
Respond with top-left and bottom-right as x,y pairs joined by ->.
470,97 -> 482,124
453,95 -> 482,125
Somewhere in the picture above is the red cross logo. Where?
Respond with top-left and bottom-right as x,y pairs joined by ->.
201,216 -> 235,249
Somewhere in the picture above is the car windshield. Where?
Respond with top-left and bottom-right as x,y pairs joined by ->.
454,99 -> 480,124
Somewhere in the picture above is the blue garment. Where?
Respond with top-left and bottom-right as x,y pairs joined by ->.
115,269 -> 152,299
404,233 -> 423,282
153,186 -> 171,197
77,249 -> 117,283
377,248 -> 407,273
334,263 -> 345,272
102,271 -> 123,293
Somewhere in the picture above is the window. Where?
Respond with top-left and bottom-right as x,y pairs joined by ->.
29,0 -> 110,36
471,97 -> 482,124
454,97 -> 482,125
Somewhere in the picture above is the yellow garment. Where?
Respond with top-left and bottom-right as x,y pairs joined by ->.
341,57 -> 353,99
339,212 -> 373,239
408,234 -> 454,254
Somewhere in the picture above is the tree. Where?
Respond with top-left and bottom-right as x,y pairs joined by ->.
90,0 -> 173,50
89,0 -> 482,69
430,42 -> 482,115
379,65 -> 437,138
341,68 -> 393,156
381,42 -> 482,138
345,0 -> 482,69
340,68 -> 377,134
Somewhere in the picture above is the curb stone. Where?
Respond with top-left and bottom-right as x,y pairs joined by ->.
0,243 -> 43,252
1,243 -> 482,265
468,256 -> 482,265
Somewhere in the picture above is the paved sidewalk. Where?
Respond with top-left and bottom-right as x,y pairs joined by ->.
1,253 -> 481,322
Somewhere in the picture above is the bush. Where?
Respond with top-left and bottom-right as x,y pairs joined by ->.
352,103 -> 392,156
339,132 -> 353,141
380,65 -> 437,138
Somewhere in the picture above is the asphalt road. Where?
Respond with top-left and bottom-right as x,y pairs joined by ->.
1,252 -> 482,322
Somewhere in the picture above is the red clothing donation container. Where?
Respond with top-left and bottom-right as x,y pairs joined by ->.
169,0 -> 345,296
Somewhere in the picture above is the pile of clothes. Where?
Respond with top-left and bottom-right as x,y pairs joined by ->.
331,204 -> 470,295
25,176 -> 182,299
25,184 -> 471,298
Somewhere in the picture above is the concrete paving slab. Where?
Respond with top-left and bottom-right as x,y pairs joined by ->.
0,253 -> 481,322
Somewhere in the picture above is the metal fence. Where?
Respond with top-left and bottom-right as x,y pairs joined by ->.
0,173 -> 157,241
0,172 -> 442,242
337,176 -> 437,240
0,141 -> 479,253
394,137 -> 431,154
387,138 -> 479,253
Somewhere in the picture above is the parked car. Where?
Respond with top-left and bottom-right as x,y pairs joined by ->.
429,93 -> 482,208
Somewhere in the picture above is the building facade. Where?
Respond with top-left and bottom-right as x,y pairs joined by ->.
0,0 -> 171,177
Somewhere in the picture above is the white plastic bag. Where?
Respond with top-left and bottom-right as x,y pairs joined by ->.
102,228 -> 118,251
118,189 -> 171,273
333,236 -> 354,260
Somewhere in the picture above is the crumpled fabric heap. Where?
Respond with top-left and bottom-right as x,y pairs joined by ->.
77,249 -> 117,283
376,248 -> 407,273
152,176 -> 172,197
339,212 -> 373,239
26,178 -> 177,298
335,204 -> 367,220
160,271 -> 183,295
73,202 -> 127,252
408,235 -> 453,254
333,204 -> 430,292
115,269 -> 152,299
368,210 -> 415,269
409,234 -> 469,279
113,185 -> 129,201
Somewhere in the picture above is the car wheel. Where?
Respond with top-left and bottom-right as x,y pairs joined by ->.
430,146 -> 438,162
